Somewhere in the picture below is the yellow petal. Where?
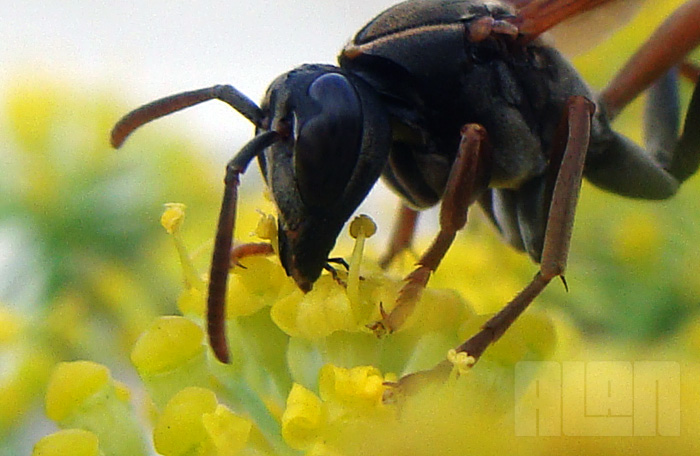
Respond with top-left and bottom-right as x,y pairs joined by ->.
319,365 -> 386,409
45,361 -> 110,422
281,383 -> 324,450
0,304 -> 23,343
226,256 -> 288,318
32,429 -> 101,456
271,277 -> 356,339
201,404 -> 253,456
131,316 -> 205,375
153,387 -> 218,456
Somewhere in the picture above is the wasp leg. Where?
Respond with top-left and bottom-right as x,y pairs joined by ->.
586,67 -> 700,199
456,96 -> 594,363
600,0 -> 700,118
327,257 -> 350,270
378,204 -> 420,269
207,131 -> 280,364
644,69 -> 680,166
370,124 -> 491,335
681,61 -> 700,83
230,242 -> 275,268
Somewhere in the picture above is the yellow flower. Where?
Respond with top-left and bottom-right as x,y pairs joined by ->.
319,364 -> 387,410
153,387 -> 252,456
271,276 -> 358,339
131,316 -> 210,409
281,365 -> 392,453
227,256 -> 292,318
32,429 -> 102,456
44,361 -> 147,455
281,383 -> 325,450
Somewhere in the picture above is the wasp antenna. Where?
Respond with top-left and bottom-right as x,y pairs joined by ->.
110,85 -> 263,148
207,131 -> 280,363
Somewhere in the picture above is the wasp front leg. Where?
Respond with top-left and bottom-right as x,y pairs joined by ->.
208,131 -> 280,363
370,124 -> 492,335
230,243 -> 275,268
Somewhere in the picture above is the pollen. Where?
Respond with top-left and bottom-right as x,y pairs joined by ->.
447,349 -> 476,376
254,211 -> 277,241
161,203 -> 187,235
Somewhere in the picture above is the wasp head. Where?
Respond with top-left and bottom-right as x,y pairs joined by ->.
257,64 -> 390,291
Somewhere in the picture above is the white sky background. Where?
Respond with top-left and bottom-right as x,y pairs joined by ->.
0,0 -> 423,250
0,0 -> 397,151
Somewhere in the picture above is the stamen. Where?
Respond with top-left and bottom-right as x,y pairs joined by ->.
447,349 -> 476,377
347,215 -> 377,311
161,203 -> 204,291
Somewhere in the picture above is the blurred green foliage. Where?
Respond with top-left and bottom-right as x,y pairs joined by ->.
0,76 -> 222,451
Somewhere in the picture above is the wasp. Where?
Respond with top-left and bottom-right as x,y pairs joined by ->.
112,0 -> 700,366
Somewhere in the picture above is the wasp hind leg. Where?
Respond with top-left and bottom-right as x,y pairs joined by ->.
586,68 -> 700,199
378,204 -> 420,269
456,96 -> 594,363
587,0 -> 700,199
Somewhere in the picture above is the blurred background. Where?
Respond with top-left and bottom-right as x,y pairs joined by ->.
0,0 -> 698,454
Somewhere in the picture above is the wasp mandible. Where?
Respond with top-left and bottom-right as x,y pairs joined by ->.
112,0 -> 700,366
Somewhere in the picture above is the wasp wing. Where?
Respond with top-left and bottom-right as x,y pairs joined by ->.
506,0 -> 645,55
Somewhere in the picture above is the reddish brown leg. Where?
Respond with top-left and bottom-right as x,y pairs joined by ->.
456,96 -> 594,362
371,124 -> 491,334
681,61 -> 700,83
230,242 -> 275,267
207,131 -> 279,363
600,0 -> 700,118
378,205 -> 420,269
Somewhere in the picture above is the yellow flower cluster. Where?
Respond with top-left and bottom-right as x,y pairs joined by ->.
281,365 -> 392,452
32,204 -> 563,455
42,361 -> 145,455
30,190 -> 700,456
153,387 -> 252,456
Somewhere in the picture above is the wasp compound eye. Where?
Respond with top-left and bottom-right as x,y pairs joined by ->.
293,72 -> 363,209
